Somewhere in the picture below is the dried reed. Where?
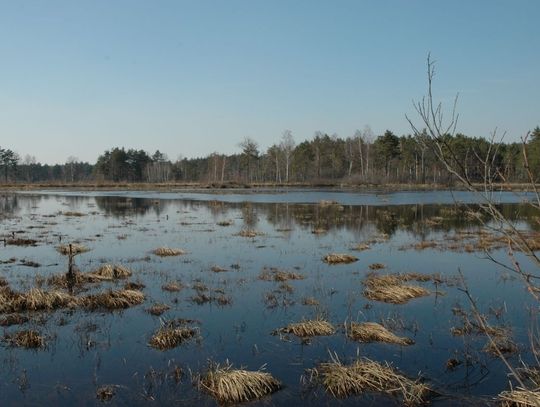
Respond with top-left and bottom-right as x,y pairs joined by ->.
347,322 -> 414,345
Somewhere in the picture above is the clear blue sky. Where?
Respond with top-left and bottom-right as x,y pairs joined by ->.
0,0 -> 538,164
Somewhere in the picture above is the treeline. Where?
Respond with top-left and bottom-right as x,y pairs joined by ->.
1,126 -> 539,185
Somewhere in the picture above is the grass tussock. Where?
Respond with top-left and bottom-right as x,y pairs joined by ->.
498,389 -> 540,407
483,337 -> 518,356
153,247 -> 186,256
200,362 -> 282,404
4,330 -> 45,348
353,243 -> 371,251
363,273 -> 431,304
96,385 -> 116,401
57,243 -> 89,255
323,253 -> 358,264
368,263 -> 386,270
217,220 -> 234,226
309,356 -> 430,405
83,289 -> 144,310
162,281 -> 183,292
259,267 -> 304,282
147,303 -> 171,316
149,320 -> 198,350
347,322 -> 414,345
88,264 -> 132,280
302,297 -> 320,306
276,319 -> 335,338
0,287 -> 79,313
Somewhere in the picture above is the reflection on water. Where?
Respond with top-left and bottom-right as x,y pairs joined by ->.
0,190 -> 539,406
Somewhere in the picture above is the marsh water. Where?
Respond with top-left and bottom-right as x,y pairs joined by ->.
1,189 -> 539,406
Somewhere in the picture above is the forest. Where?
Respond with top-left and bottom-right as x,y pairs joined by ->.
1,126 -> 539,186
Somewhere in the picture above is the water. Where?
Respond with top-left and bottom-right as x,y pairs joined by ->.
0,190 -> 538,406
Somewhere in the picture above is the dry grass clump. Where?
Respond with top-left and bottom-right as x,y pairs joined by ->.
147,303 -> 171,316
200,362 -> 282,404
162,281 -> 183,292
57,243 -> 89,255
211,265 -> 228,273
414,240 -> 438,250
153,247 -> 186,256
498,389 -> 540,406
217,220 -> 234,226
323,253 -> 358,264
309,356 -> 430,405
369,263 -> 386,270
149,320 -> 198,350
347,322 -> 414,345
4,330 -> 45,348
276,319 -> 335,338
311,228 -> 327,235
88,264 -> 132,280
259,267 -> 304,282
83,289 -> 144,310
0,287 -> 79,313
363,273 -> 431,304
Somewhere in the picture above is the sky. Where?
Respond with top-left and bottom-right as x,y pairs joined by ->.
0,0 -> 539,164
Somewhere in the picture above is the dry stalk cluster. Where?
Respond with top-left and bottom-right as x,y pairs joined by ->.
363,272 -> 431,304
309,356 -> 430,405
200,362 -> 281,404
347,322 -> 414,345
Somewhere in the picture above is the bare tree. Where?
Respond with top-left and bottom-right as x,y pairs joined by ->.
280,130 -> 295,183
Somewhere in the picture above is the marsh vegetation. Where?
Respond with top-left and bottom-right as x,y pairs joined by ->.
0,190 -> 538,405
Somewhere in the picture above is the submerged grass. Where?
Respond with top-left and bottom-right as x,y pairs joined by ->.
309,355 -> 430,405
259,267 -> 304,282
4,330 -> 45,348
347,322 -> 414,345
200,362 -> 282,404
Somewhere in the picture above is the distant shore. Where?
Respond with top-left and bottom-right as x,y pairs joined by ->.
0,181 -> 534,193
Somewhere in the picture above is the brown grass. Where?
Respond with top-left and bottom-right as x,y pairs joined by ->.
149,320 -> 198,350
353,243 -> 371,251
276,319 -> 335,338
347,322 -> 414,345
0,287 -> 79,313
83,289 -> 144,310
363,273 -> 431,304
88,264 -> 132,280
147,303 -> 171,316
200,362 -> 282,404
309,356 -> 430,405
217,220 -> 234,226
4,330 -> 45,348
483,337 -> 518,356
153,247 -> 186,256
162,281 -> 183,292
368,263 -> 386,270
259,267 -> 304,282
57,243 -> 89,255
498,389 -> 540,406
323,253 -> 358,264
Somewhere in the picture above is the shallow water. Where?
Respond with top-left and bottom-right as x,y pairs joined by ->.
0,190 -> 539,406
